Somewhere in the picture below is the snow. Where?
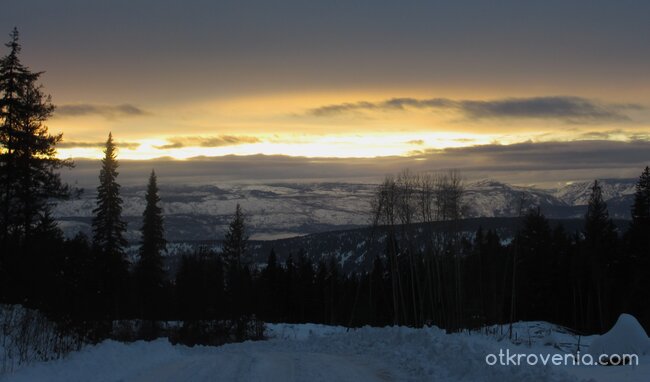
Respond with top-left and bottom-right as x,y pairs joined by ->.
51,179 -> 636,241
552,180 -> 636,206
3,305 -> 650,382
5,320 -> 650,382
588,314 -> 650,358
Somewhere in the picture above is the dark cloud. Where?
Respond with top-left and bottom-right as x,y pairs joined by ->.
58,141 -> 140,150
578,129 -> 626,140
383,98 -> 456,110
459,97 -> 640,122
309,101 -> 380,116
411,140 -> 650,174
59,140 -> 650,188
154,142 -> 184,150
154,135 -> 261,149
406,139 -> 425,145
308,96 -> 642,123
55,104 -> 148,119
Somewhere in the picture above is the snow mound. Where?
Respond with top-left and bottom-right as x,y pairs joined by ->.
589,314 -> 650,357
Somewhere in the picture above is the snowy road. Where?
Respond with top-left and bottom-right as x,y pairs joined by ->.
131,351 -> 390,382
3,323 -> 650,381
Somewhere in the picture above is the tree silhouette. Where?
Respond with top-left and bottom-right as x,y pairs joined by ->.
0,28 -> 72,244
629,167 -> 650,254
135,170 -> 166,319
222,203 -> 247,269
583,180 -> 617,331
625,167 -> 650,326
91,133 -> 128,319
92,133 -> 127,256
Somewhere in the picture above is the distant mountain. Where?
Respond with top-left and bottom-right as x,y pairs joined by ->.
551,179 -> 636,205
464,179 -> 635,220
464,180 -> 568,218
549,179 -> 636,219
53,179 -> 636,241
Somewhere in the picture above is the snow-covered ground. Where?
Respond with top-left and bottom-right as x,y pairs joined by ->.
2,320 -> 649,382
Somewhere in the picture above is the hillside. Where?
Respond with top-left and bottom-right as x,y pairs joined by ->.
53,179 -> 635,242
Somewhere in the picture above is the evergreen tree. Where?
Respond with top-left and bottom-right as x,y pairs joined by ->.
515,208 -> 553,320
585,180 -> 616,242
92,133 -> 127,256
260,249 -> 281,321
91,133 -> 128,319
135,170 -> 166,319
222,203 -> 248,317
0,28 -> 72,244
581,180 -> 618,330
625,167 -> 650,325
222,203 -> 247,269
629,167 -> 650,254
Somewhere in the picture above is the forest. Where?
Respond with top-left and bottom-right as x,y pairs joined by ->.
2,28 -> 650,346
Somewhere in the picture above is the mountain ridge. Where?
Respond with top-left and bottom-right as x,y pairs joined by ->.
52,178 -> 636,242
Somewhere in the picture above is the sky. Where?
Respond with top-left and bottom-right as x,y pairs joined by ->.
2,0 -> 650,185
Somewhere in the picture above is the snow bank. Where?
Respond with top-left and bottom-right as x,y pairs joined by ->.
588,313 -> 650,357
3,324 -> 580,382
5,318 -> 650,382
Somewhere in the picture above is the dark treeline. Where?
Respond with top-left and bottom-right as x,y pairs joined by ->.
358,170 -> 650,335
1,29 -> 650,343
3,165 -> 650,338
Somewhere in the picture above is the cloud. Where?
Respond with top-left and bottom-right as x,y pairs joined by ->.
58,141 -> 141,150
154,135 -> 261,149
55,104 -> 148,119
307,96 -> 642,123
578,129 -> 626,140
308,98 -> 452,116
412,140 -> 650,173
309,101 -> 380,116
459,97 -> 640,122
60,140 -> 650,188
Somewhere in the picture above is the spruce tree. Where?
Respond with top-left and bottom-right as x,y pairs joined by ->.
221,203 -> 248,318
629,167 -> 650,253
583,180 -> 617,331
261,249 -> 280,320
625,167 -> 650,324
585,180 -> 617,243
91,133 -> 128,319
136,170 -> 166,319
0,28 -> 72,243
92,133 -> 127,256
222,203 -> 247,269
515,208 -> 553,320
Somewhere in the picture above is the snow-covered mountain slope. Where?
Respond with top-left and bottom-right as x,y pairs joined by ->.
551,179 -> 637,206
52,179 -> 636,241
53,183 -> 374,241
4,321 -> 649,382
464,180 -> 569,218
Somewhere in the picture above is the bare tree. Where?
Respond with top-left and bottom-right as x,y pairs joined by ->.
369,169 -> 466,328
370,175 -> 402,325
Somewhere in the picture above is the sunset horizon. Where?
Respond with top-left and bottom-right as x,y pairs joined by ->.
2,2 -> 650,381
3,1 -> 649,185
